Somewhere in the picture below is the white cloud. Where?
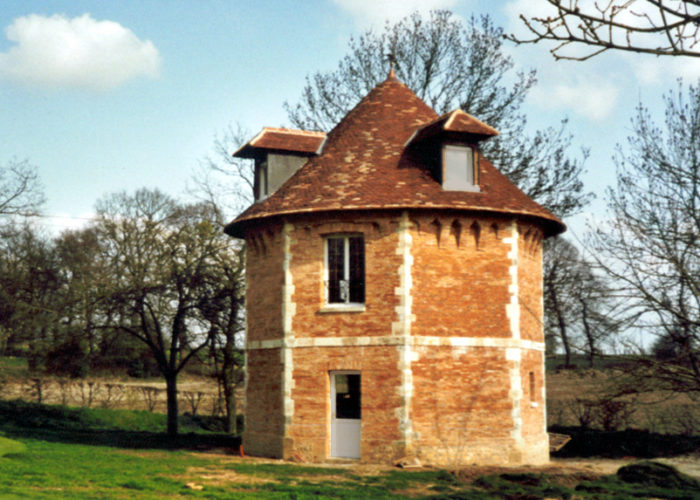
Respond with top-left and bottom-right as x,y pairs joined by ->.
332,0 -> 461,26
532,81 -> 619,121
0,13 -> 161,90
46,212 -> 96,233
624,52 -> 700,84
502,1 -> 626,121
503,0 -> 557,38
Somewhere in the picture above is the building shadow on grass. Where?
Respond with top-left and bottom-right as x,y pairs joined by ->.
550,425 -> 700,459
0,399 -> 241,452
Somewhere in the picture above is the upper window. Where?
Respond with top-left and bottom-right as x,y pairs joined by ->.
254,159 -> 268,201
325,235 -> 365,305
442,145 -> 479,191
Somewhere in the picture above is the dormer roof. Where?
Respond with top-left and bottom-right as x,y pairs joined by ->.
406,109 -> 498,146
225,74 -> 565,238
234,127 -> 326,159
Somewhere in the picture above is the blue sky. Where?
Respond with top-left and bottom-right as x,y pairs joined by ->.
2,0 -> 698,235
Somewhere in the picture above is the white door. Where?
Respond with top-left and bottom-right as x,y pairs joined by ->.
330,371 -> 361,459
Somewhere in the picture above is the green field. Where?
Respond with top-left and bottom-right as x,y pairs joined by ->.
1,400 -> 699,499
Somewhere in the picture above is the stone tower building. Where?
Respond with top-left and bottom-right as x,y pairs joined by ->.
225,71 -> 565,466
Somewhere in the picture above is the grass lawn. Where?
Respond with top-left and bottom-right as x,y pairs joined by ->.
0,436 -> 464,499
1,400 -> 700,498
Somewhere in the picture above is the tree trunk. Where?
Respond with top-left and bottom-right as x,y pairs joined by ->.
165,372 -> 179,436
223,372 -> 236,434
222,336 -> 238,434
558,318 -> 572,367
580,300 -> 596,368
550,289 -> 572,367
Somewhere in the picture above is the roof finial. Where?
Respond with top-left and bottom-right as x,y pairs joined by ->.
386,53 -> 396,79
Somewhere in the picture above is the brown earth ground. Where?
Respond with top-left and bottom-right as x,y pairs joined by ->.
245,454 -> 700,478
174,452 -> 700,496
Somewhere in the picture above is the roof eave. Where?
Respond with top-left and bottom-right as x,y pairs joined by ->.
225,205 -> 565,240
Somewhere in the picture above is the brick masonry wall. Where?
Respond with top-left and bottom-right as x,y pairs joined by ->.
516,223 -> 549,463
288,216 -> 403,339
243,348 -> 285,457
411,215 -> 511,338
518,224 -> 544,343
243,223 -> 285,457
246,223 -> 285,343
241,211 -> 549,465
521,349 -> 546,440
289,346 -> 404,463
285,215 -> 406,462
410,345 -> 513,462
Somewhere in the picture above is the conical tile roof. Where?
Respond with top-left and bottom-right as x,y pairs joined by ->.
226,74 -> 565,237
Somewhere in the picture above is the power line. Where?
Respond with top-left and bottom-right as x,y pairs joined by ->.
6,213 -> 99,222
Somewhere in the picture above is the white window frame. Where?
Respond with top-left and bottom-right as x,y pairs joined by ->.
322,234 -> 365,313
442,144 -> 480,192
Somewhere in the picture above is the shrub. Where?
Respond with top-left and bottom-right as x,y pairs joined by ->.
567,397 -> 633,430
597,398 -> 634,431
44,339 -> 89,378
617,461 -> 700,491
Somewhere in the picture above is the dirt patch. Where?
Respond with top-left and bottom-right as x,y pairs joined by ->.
184,452 -> 700,480
453,461 -> 607,486
174,453 -> 700,498
188,466 -> 278,486
657,453 -> 700,479
346,463 -> 394,476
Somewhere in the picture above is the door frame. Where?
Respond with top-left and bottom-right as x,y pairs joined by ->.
330,370 -> 361,459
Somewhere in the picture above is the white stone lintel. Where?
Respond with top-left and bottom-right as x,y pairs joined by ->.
247,336 -> 544,351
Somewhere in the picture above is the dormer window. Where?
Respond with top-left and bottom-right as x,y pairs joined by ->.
255,159 -> 268,201
442,145 -> 479,192
233,127 -> 327,203
405,109 -> 495,193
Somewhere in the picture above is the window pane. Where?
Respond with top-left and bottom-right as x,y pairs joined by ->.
335,374 -> 361,419
262,163 -> 268,196
327,238 -> 344,303
444,145 -> 473,190
348,236 -> 365,303
256,161 -> 268,199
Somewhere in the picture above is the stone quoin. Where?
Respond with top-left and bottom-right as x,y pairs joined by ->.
225,69 -> 565,466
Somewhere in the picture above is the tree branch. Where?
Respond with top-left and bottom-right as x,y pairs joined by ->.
508,0 -> 700,60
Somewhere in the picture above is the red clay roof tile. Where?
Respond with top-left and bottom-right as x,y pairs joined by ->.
407,109 -> 498,145
226,75 -> 565,237
234,127 -> 326,158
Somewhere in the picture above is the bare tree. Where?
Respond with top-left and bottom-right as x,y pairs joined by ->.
285,10 -> 591,219
0,159 -> 46,350
194,123 -> 253,219
544,237 -> 579,365
192,130 -> 248,435
94,189 -> 239,434
287,12 -> 536,133
544,236 -> 620,367
591,81 -> 700,394
0,159 -> 45,218
52,227 -> 106,371
509,0 -> 700,60
198,250 -> 245,434
0,224 -> 63,364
